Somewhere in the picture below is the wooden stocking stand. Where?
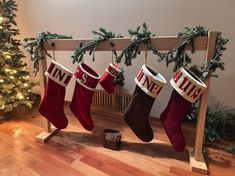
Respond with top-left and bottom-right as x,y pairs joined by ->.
35,31 -> 217,174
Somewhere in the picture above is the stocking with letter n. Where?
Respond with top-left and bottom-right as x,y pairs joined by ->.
160,67 -> 207,152
124,64 -> 166,142
70,63 -> 100,131
99,62 -> 121,94
38,60 -> 72,129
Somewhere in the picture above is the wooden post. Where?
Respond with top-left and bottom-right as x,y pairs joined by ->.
189,31 -> 217,174
35,47 -> 60,143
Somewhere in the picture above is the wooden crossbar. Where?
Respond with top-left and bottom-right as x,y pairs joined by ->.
36,32 -> 217,175
44,36 -> 208,51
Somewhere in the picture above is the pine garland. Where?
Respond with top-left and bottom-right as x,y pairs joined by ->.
71,28 -> 125,86
24,32 -> 72,76
71,27 -> 122,64
116,23 -> 153,65
116,24 -> 228,80
189,30 -> 228,79
24,23 -> 228,86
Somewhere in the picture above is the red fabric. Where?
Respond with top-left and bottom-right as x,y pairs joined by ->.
99,71 -> 116,94
70,63 -> 100,131
160,89 -> 190,152
100,63 -> 120,94
70,82 -> 95,131
38,79 -> 68,129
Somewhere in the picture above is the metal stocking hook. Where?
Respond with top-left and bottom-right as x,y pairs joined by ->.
80,43 -> 85,63
110,42 -> 115,63
51,42 -> 56,61
145,50 -> 148,65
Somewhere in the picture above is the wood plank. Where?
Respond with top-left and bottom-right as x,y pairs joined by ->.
43,36 -> 208,51
0,134 -> 86,176
0,155 -> 40,176
0,106 -> 235,176
0,121 -> 76,165
70,159 -> 109,176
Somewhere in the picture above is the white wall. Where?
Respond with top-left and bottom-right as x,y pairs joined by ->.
16,0 -> 235,117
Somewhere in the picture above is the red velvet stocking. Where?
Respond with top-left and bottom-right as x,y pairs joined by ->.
70,63 -> 100,131
99,62 -> 121,94
38,60 -> 72,129
160,67 -> 207,152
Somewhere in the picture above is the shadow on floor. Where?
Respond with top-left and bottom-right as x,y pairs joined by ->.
206,149 -> 234,169
56,130 -> 189,162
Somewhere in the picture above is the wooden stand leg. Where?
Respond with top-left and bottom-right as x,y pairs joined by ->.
189,31 -> 217,175
189,148 -> 208,174
35,128 -> 60,143
35,128 -> 61,143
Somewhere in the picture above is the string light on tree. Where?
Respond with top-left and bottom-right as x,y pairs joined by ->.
23,75 -> 30,79
23,83 -> 28,87
5,68 -> 11,72
5,54 -> 11,59
0,16 -> 3,23
0,0 -> 36,113
17,93 -> 24,100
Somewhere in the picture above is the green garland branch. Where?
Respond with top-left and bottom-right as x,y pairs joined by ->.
116,24 -> 228,80
71,28 -> 125,86
71,28 -> 123,64
116,23 -> 153,65
24,32 -> 72,76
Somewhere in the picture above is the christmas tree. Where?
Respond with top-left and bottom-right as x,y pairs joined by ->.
0,0 -> 35,113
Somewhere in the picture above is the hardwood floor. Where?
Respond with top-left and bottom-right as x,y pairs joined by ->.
0,106 -> 234,176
